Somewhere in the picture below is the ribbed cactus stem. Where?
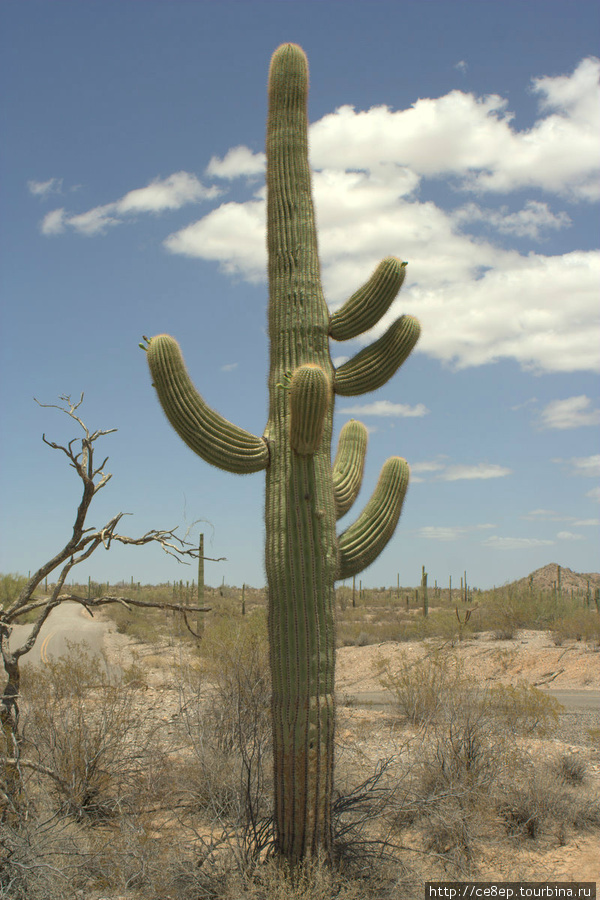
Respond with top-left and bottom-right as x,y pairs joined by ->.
338,457 -> 410,580
332,419 -> 368,519
289,364 -> 332,455
329,257 -> 407,341
147,334 -> 269,473
144,42 -> 421,866
334,315 -> 421,396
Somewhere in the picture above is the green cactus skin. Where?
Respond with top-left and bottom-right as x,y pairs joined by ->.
329,257 -> 407,342
145,43 -> 420,864
332,420 -> 368,519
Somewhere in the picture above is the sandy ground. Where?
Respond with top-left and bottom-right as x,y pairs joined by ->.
335,629 -> 600,693
101,623 -> 600,885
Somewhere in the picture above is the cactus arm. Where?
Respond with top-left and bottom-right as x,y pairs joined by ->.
332,419 -> 368,519
147,334 -> 269,474
289,364 -> 332,455
329,258 -> 407,342
334,314 -> 421,397
337,456 -> 410,580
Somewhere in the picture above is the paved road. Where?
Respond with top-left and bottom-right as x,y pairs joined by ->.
9,601 -> 112,666
344,688 -> 600,714
8,607 -> 599,716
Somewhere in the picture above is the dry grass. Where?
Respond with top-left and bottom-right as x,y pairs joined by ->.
1,574 -> 599,897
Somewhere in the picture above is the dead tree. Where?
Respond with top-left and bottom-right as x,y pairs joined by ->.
0,394 -> 222,802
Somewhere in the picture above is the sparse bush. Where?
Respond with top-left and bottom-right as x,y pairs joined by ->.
174,611 -> 274,863
485,681 -> 562,736
378,649 -> 467,725
0,573 -> 29,609
20,645 -> 163,821
557,751 -> 587,785
551,608 -> 600,645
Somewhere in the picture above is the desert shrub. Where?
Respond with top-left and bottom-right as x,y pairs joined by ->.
557,751 -> 587,784
173,611 -> 273,862
551,608 -> 600,644
495,758 -> 600,843
20,645 -> 163,821
485,681 -> 562,736
378,649 -> 467,725
0,573 -> 29,608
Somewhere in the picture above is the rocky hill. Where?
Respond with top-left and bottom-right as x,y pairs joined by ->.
513,563 -> 600,595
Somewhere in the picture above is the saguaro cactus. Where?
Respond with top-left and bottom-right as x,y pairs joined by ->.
144,43 -> 420,863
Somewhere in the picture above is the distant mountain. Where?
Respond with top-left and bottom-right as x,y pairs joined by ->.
513,563 -> 600,595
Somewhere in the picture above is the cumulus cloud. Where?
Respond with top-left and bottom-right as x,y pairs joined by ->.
164,199 -> 266,281
539,395 -> 600,429
162,59 -> 600,374
39,57 -> 600,375
308,57 -> 599,199
554,454 -> 600,477
522,511 -> 599,530
39,172 -> 219,237
483,536 -> 554,550
339,400 -> 429,417
410,459 -> 511,482
441,463 -> 512,481
419,526 -> 464,541
419,523 -> 494,541
40,208 -> 67,236
28,177 -> 63,198
453,200 -> 571,240
206,146 -> 265,179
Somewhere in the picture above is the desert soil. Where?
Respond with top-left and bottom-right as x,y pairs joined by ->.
102,623 -> 600,886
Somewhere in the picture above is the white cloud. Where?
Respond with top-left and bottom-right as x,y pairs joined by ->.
554,454 -> 600,477
484,536 -> 554,550
419,526 -> 464,542
164,199 -> 266,281
40,208 -> 67,235
220,362 -> 239,372
523,508 -> 560,520
39,172 -> 219,237
206,146 -> 265,179
163,58 -> 600,376
522,510 -> 600,526
586,486 -> 600,501
40,58 -> 600,375
28,177 -> 62,198
339,400 -> 429,417
453,200 -> 571,240
332,355 -> 350,367
117,172 -> 216,214
308,57 -> 600,199
557,531 -> 584,541
419,523 -> 495,541
539,395 -> 600,429
441,463 -> 512,481
411,460 -> 447,474
410,459 -> 511,482
454,61 -> 468,75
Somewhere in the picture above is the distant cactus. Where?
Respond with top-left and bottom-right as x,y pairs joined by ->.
145,43 -> 420,863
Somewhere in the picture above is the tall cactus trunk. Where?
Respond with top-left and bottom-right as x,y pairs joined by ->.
144,42 -> 420,866
265,46 -> 337,860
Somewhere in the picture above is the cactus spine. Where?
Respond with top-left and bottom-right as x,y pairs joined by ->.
145,43 -> 420,864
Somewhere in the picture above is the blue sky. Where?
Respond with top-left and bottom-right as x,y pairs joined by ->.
1,0 -> 599,591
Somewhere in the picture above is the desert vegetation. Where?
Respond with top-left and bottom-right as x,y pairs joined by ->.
1,571 -> 598,898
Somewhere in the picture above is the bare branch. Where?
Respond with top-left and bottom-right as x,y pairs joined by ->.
56,594 -> 212,615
